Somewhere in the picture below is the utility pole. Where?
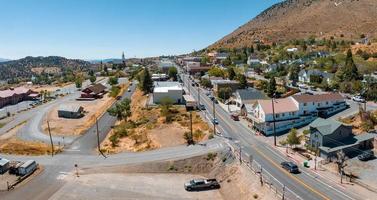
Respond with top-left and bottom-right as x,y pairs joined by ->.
213,99 -> 216,136
282,185 -> 286,200
189,111 -> 194,145
271,95 -> 277,146
47,121 -> 54,157
96,118 -> 107,158
239,145 -> 242,164
197,86 -> 200,105
259,167 -> 263,186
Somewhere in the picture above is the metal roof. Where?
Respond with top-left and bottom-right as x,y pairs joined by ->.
309,118 -> 349,136
0,157 -> 10,166
58,104 -> 83,113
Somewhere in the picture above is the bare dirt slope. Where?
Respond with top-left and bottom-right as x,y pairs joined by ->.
210,0 -> 377,49
53,152 -> 277,200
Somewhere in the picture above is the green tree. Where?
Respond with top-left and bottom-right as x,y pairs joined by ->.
336,49 -> 360,82
208,66 -> 226,78
168,67 -> 178,81
108,76 -> 119,86
222,56 -> 232,66
289,65 -> 299,84
218,87 -> 232,100
88,70 -> 94,76
286,128 -> 301,148
200,78 -> 212,88
89,75 -> 96,84
227,67 -> 236,80
201,56 -> 210,65
237,74 -> 247,89
267,77 -> 277,97
107,98 -> 132,122
75,77 -> 83,88
139,68 -> 153,94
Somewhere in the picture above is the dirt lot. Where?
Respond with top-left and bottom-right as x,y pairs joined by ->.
42,92 -> 116,136
50,152 -> 277,200
0,122 -> 60,155
101,88 -> 212,153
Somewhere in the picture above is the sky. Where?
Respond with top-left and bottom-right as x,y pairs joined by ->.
0,0 -> 282,60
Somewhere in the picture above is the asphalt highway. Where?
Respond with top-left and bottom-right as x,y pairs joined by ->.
180,72 -> 359,200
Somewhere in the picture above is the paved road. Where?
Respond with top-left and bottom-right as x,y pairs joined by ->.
0,138 -> 226,200
65,81 -> 137,154
13,78 -> 109,145
180,72 -> 359,200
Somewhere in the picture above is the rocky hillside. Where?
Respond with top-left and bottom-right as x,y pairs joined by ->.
0,56 -> 91,80
210,0 -> 377,49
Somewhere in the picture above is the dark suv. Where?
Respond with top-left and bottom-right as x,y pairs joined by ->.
281,161 -> 299,173
358,151 -> 375,161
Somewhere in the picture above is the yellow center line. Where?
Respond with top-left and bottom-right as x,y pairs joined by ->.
202,94 -> 331,200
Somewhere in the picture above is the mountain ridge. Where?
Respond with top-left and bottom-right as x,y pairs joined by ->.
210,0 -> 377,49
0,56 -> 91,80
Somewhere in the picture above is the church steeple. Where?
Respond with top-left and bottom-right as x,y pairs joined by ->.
122,51 -> 125,62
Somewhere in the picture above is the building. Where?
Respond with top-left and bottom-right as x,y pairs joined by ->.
298,69 -> 333,83
291,93 -> 347,118
211,79 -> 240,94
81,83 -> 107,99
0,157 -> 10,174
0,87 -> 39,108
153,81 -> 183,104
233,88 -> 267,115
287,48 -> 298,52
185,61 -> 211,75
249,93 -> 347,136
58,104 -> 84,118
308,118 -> 375,159
183,95 -> 197,110
247,56 -> 261,67
151,73 -> 168,81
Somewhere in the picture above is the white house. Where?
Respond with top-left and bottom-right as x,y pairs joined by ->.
298,69 -> 333,83
249,93 -> 347,136
153,82 -> 183,104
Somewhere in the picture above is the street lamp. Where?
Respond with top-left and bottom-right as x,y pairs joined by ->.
213,99 -> 216,136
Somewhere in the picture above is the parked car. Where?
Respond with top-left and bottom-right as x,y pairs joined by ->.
281,161 -> 299,173
198,104 -> 206,110
358,151 -> 375,161
209,96 -> 215,101
212,118 -> 219,125
127,88 -> 131,92
184,178 -> 220,191
116,96 -> 122,100
352,96 -> 366,103
205,92 -> 211,96
230,114 -> 239,121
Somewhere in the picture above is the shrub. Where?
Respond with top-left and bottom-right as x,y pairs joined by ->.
109,134 -> 119,147
361,120 -> 374,132
206,152 -> 217,161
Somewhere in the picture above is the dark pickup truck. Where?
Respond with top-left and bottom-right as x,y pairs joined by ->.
184,178 -> 220,191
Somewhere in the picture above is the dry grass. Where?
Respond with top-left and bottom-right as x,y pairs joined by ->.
101,88 -> 211,153
0,122 -> 62,155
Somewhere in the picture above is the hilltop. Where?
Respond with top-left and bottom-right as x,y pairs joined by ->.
210,0 -> 377,49
0,56 -> 91,80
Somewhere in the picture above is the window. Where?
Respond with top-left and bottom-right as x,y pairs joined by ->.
317,103 -> 320,106
312,102 -> 315,105
304,103 -> 307,106
275,114 -> 280,118
282,113 -> 285,117
326,101 -> 328,105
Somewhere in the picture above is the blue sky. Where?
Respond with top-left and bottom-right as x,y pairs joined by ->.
0,0 -> 281,60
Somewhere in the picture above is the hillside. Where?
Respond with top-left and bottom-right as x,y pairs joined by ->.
0,56 -> 91,80
210,0 -> 377,49
0,58 -> 11,63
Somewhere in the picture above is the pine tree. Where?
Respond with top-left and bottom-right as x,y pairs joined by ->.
227,67 -> 236,80
238,74 -> 247,89
337,49 -> 360,82
267,77 -> 277,97
140,68 -> 153,94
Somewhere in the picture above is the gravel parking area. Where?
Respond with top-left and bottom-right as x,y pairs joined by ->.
49,173 -> 223,200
